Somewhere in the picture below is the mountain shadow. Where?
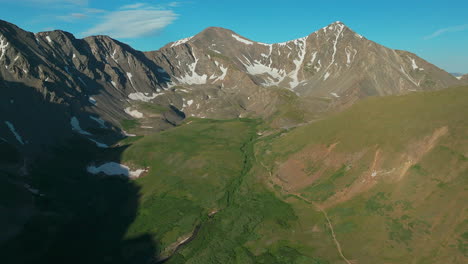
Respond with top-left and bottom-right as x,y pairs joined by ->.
0,81 -> 160,264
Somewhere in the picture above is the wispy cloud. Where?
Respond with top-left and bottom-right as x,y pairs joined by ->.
57,12 -> 88,22
82,3 -> 178,38
424,24 -> 468,40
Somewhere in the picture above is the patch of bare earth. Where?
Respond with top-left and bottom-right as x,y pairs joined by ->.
273,127 -> 449,210
323,127 -> 448,208
396,126 -> 448,180
275,142 -> 360,192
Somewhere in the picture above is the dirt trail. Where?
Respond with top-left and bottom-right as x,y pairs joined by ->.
258,161 -> 354,264
321,208 -> 353,264
294,194 -> 353,264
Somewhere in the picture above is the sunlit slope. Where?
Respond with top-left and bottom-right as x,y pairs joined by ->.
119,118 -> 338,263
120,119 -> 257,254
58,86 -> 467,263
257,86 -> 468,263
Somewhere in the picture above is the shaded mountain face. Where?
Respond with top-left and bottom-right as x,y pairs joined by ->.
0,20 -> 462,155
0,20 -> 183,155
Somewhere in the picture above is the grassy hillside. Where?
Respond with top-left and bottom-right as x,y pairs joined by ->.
119,118 -> 334,263
121,118 -> 260,254
255,86 -> 468,263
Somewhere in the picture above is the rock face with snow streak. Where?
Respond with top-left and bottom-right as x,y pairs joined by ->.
148,22 -> 460,102
0,19 -> 462,153
0,19 -> 183,153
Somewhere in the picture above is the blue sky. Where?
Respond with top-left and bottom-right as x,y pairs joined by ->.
0,0 -> 467,73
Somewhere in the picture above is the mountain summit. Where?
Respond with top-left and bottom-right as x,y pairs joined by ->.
151,20 -> 458,97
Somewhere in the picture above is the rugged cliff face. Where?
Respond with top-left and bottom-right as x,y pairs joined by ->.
149,21 -> 459,102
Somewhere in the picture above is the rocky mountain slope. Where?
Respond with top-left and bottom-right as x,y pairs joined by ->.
0,19 -> 185,155
149,21 -> 460,105
0,19 -> 463,156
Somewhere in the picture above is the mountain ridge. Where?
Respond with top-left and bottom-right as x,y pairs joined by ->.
0,19 -> 463,155
166,21 -> 362,48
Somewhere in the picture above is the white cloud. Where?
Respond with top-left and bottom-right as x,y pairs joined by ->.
424,24 -> 468,40
82,5 -> 178,38
57,12 -> 88,22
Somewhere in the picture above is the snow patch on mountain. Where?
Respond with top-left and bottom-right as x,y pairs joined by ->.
175,52 -> 208,85
314,59 -> 322,72
214,65 -> 228,82
126,72 -> 135,89
88,139 -> 108,148
170,36 -> 193,48
400,66 -> 419,86
110,49 -> 118,61
310,51 -> 318,64
275,35 -> 308,46
70,117 -> 92,136
409,57 -> 424,71
410,57 -> 418,70
124,107 -> 144,118
325,23 -> 345,73
90,116 -> 107,128
87,162 -> 146,179
242,58 -> 287,86
345,46 -> 357,66
5,121 -> 25,145
232,34 -> 254,45
88,97 -> 97,105
46,36 -> 52,43
0,35 -> 9,61
288,37 -> 308,88
128,92 -> 162,102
